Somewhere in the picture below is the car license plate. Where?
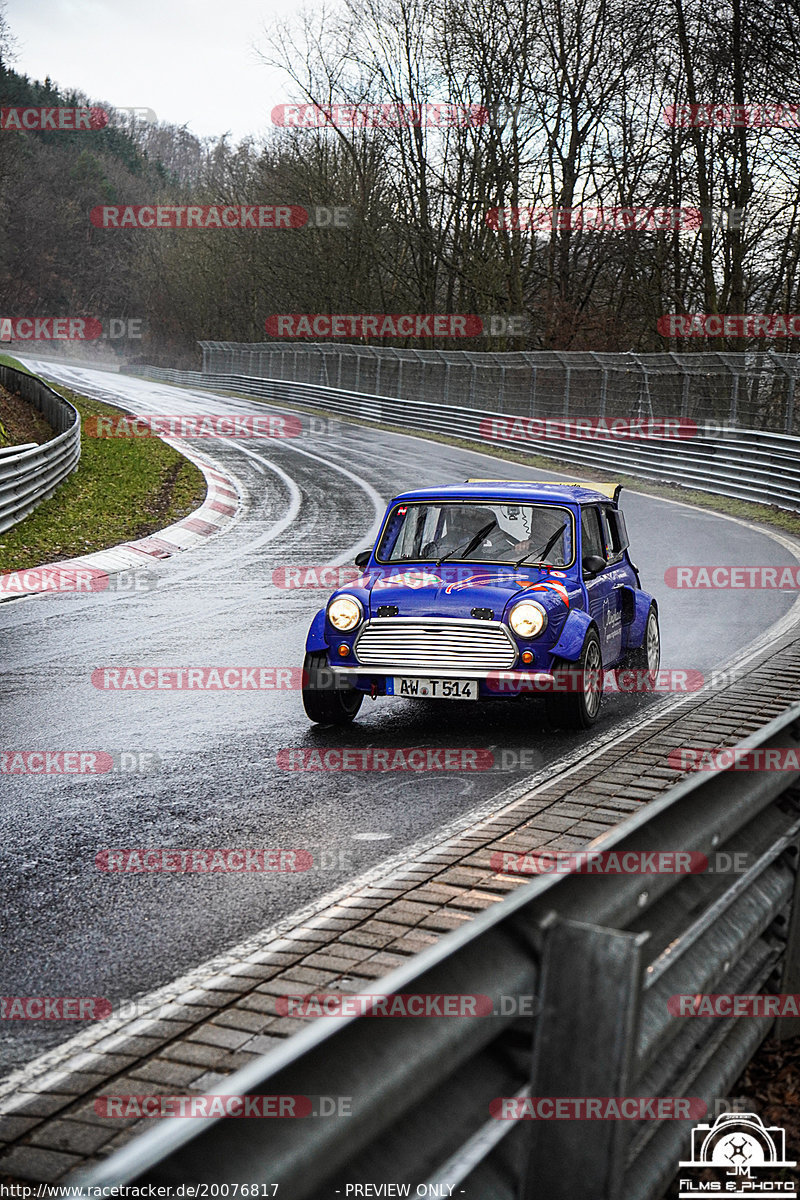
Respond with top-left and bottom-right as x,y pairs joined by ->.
389,677 -> 478,700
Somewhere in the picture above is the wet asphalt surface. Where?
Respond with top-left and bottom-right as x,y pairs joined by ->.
0,360 -> 797,1072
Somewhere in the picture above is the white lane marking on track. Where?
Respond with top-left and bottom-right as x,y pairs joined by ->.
250,437 -> 385,562
26,361 -> 384,575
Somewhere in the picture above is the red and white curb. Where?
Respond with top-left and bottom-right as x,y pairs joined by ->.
0,442 -> 241,600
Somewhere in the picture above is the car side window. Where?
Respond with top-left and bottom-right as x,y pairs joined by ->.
581,507 -> 606,561
601,506 -> 629,563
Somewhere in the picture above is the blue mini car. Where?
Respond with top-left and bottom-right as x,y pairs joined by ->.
302,479 -> 660,729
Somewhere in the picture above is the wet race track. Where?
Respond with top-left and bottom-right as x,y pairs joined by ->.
1,360 -> 797,1071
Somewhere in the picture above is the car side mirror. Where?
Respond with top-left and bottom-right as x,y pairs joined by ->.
354,551 -> 371,569
582,554 -> 607,577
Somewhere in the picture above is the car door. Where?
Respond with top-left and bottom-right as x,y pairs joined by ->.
581,505 -> 623,663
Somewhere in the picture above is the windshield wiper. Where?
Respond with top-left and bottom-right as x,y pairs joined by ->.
514,522 -> 567,571
437,520 -> 497,565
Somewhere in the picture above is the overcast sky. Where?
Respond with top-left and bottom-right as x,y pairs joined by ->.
5,0 -> 293,143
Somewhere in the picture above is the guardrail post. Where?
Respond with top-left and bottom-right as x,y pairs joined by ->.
521,916 -> 648,1200
774,768 -> 800,1040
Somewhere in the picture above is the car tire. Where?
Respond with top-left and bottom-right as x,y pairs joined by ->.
615,604 -> 660,691
546,629 -> 604,730
302,651 -> 363,725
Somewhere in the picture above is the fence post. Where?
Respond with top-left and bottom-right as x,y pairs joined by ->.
521,916 -> 648,1200
787,376 -> 796,435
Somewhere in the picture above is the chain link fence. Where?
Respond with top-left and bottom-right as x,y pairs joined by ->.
198,343 -> 800,435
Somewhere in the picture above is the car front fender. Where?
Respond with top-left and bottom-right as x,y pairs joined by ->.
305,608 -> 329,654
548,609 -> 596,662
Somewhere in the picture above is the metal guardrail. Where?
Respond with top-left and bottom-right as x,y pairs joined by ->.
0,365 -> 81,534
129,365 -> 800,511
77,703 -> 800,1199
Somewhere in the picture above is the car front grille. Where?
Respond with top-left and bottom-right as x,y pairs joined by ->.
354,618 -> 517,671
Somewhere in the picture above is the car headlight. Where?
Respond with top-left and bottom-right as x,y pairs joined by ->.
509,600 -> 548,638
327,595 -> 363,632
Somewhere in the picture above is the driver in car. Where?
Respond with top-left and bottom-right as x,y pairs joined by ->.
425,506 -> 564,564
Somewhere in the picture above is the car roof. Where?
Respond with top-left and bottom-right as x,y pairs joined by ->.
390,480 -> 623,505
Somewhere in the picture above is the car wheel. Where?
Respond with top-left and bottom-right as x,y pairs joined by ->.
546,629 -> 603,730
616,604 -> 660,690
302,651 -> 363,725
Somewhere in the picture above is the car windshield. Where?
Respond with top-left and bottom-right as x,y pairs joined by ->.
376,501 -> 574,565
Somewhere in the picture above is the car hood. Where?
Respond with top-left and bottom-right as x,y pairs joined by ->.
348,565 -> 576,620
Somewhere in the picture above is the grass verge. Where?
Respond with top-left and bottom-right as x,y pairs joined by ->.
0,354 -> 39,447
0,353 -> 31,373
0,383 -> 207,574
